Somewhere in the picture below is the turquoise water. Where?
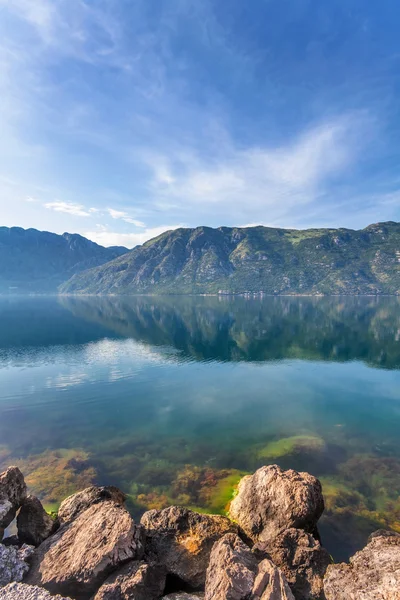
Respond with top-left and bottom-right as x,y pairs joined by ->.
0,295 -> 399,561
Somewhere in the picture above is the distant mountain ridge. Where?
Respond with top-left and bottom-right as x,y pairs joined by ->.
61,221 -> 400,295
0,226 -> 128,292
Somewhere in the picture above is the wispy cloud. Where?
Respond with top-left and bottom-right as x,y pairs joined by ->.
44,201 -> 90,217
84,225 -> 185,248
107,208 -> 146,228
142,114 -> 373,225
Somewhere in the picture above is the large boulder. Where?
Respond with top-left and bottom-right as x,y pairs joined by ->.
163,595 -> 204,599
141,506 -> 237,589
204,533 -> 294,600
253,559 -> 295,600
57,486 -> 126,525
94,560 -> 166,600
0,582 -> 71,599
17,495 -> 56,547
229,466 -> 324,544
0,468 -> 27,535
324,530 -> 400,600
25,501 -> 144,599
204,533 -> 258,600
254,528 -> 330,600
0,543 -> 34,587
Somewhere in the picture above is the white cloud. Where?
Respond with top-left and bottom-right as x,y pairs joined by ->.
44,201 -> 90,217
107,208 -> 146,228
84,225 -> 184,248
142,114 -> 371,224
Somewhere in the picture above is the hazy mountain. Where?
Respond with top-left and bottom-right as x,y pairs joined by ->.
0,227 -> 128,292
60,222 -> 400,295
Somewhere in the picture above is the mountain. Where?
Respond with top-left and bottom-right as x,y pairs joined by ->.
60,222 -> 400,295
0,227 -> 128,293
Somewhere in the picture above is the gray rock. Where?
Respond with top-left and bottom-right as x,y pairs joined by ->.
25,501 -> 144,600
324,530 -> 400,600
0,468 -> 27,535
57,486 -> 126,525
163,595 -> 204,600
205,533 -> 258,600
253,559 -> 295,600
229,465 -> 324,544
0,543 -> 34,587
94,560 -> 166,600
17,496 -> 56,547
141,506 -> 237,589
0,582 -> 71,599
254,528 -> 330,599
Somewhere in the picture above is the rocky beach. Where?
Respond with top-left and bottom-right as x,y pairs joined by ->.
0,464 -> 399,599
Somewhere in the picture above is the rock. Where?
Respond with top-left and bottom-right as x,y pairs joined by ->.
141,506 -> 237,590
0,543 -> 34,587
204,533 -> 258,600
57,486 -> 126,525
229,465 -> 324,544
0,582 -> 71,599
254,528 -> 330,600
163,595 -> 204,599
17,495 -> 56,547
324,530 -> 400,600
94,560 -> 166,600
25,501 -> 144,599
0,468 -> 27,534
253,559 -> 295,600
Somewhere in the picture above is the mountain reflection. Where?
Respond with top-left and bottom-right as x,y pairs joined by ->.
59,295 -> 400,369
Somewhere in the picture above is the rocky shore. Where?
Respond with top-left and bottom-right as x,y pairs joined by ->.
0,464 -> 399,600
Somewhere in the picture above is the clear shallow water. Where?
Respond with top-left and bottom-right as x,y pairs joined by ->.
0,295 -> 400,561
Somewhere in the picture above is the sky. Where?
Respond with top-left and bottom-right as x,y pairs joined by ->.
1,0 -> 400,248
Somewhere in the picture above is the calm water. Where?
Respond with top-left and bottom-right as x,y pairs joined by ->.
0,295 -> 400,561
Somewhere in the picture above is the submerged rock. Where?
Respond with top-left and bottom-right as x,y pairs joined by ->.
141,506 -> 237,589
254,528 -> 330,600
0,582 -> 71,599
94,560 -> 166,600
0,467 -> 27,535
57,485 -> 126,525
0,543 -> 34,587
25,500 -> 144,599
17,495 -> 56,547
229,465 -> 324,544
324,530 -> 400,600
204,533 -> 258,600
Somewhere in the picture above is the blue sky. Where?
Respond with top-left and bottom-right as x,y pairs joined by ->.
1,0 -> 400,247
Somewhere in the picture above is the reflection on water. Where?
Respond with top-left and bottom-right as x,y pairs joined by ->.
0,295 -> 399,560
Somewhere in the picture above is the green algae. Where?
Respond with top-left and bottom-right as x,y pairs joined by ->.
257,435 -> 326,460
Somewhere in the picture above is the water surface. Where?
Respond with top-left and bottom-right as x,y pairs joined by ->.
0,295 -> 399,561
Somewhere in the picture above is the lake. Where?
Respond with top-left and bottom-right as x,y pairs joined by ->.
0,295 -> 399,561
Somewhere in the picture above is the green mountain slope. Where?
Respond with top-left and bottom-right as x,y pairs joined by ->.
60,222 -> 400,295
0,227 -> 128,293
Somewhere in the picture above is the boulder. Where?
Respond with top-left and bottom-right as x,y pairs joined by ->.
94,560 -> 166,600
0,467 -> 27,534
204,533 -> 258,600
141,506 -> 237,589
324,530 -> 400,600
0,543 -> 34,587
58,486 -> 126,525
254,528 -> 330,599
253,559 -> 295,600
17,495 -> 56,547
25,501 -> 144,599
163,595 -> 204,599
229,465 -> 324,544
0,582 -> 71,599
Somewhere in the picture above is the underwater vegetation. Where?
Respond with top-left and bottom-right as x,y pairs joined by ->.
4,448 -> 97,512
256,435 -> 326,460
